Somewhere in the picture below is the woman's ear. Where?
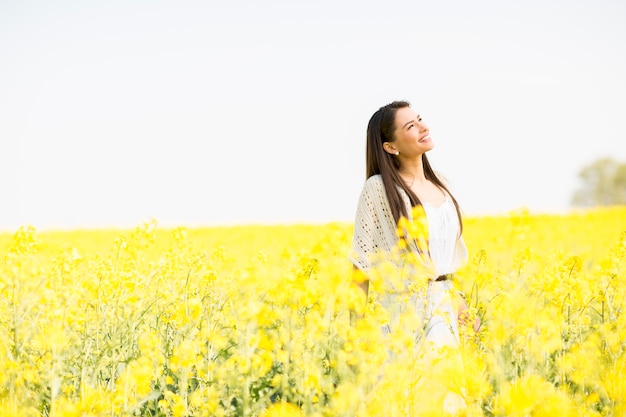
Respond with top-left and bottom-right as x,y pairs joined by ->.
382,142 -> 397,155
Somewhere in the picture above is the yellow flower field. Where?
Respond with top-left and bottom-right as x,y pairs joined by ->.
1,207 -> 625,416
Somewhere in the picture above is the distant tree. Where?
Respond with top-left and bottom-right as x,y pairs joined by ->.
571,157 -> 626,207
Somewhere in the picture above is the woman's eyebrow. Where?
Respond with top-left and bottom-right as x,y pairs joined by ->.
402,115 -> 420,129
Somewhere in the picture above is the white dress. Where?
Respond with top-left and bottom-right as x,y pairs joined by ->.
350,175 -> 469,413
421,196 -> 463,349
349,175 -> 468,353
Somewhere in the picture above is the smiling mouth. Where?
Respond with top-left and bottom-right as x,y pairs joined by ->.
419,135 -> 431,142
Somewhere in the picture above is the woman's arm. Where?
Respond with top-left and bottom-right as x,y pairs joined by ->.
457,294 -> 481,333
352,265 -> 369,296
350,265 -> 369,324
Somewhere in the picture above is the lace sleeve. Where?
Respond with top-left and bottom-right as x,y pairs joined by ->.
348,176 -> 398,274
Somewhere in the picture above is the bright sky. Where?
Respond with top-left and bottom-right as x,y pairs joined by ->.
1,0 -> 625,231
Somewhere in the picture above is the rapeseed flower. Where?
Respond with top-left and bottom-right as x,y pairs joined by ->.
0,208 -> 625,415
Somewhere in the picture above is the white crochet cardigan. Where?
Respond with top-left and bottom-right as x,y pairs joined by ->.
349,174 -> 468,279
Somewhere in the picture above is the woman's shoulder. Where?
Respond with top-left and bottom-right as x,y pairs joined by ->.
364,174 -> 383,186
360,174 -> 386,195
361,174 -> 410,202
434,170 -> 450,188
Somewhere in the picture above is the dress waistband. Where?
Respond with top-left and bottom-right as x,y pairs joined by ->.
435,274 -> 453,281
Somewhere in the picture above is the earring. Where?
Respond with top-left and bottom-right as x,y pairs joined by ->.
395,151 -> 399,155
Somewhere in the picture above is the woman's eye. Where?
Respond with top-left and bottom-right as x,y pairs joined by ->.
408,124 -> 414,129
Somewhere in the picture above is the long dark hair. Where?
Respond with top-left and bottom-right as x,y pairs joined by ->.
366,100 -> 463,233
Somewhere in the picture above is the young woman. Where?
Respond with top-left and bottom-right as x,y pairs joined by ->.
349,100 -> 478,354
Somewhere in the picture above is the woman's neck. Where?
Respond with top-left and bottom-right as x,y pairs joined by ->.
398,156 -> 427,184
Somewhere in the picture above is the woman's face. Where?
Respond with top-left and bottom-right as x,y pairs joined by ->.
383,106 -> 433,157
